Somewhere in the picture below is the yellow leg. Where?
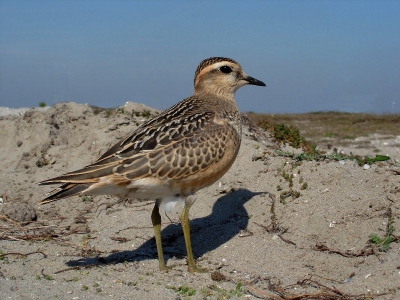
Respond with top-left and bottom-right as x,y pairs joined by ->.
180,201 -> 207,272
151,202 -> 169,271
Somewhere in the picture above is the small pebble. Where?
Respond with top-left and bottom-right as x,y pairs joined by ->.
363,164 -> 371,170
211,271 -> 226,281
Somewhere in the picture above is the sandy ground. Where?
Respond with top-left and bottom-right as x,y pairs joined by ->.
0,102 -> 399,300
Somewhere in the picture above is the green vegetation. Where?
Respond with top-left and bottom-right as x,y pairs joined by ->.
105,109 -> 113,118
202,282 -> 243,299
90,105 -> 154,120
38,102 -> 47,107
369,213 -> 397,252
81,195 -> 92,202
271,123 -> 305,148
166,285 -> 196,297
141,109 -> 151,119
274,163 -> 306,204
252,113 -> 393,166
44,274 -> 53,280
132,109 -> 152,119
250,112 -> 392,166
248,112 -> 400,147
275,149 -> 390,166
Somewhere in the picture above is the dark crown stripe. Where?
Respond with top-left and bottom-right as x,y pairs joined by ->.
194,57 -> 238,84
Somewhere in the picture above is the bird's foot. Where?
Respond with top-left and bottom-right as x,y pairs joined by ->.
188,261 -> 208,273
158,262 -> 176,272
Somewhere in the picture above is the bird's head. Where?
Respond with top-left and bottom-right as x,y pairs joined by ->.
194,57 -> 266,97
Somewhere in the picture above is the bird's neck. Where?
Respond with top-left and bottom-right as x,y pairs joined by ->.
194,82 -> 235,99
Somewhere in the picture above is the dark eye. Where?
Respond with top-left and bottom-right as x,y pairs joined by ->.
220,66 -> 232,74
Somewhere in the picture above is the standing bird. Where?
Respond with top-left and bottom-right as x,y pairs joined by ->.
39,57 -> 266,272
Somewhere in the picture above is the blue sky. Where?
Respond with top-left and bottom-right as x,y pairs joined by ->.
1,0 -> 399,113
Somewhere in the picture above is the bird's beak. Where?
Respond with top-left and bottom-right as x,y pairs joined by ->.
244,76 -> 266,87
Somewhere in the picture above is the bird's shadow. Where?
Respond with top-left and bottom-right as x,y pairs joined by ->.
66,189 -> 265,268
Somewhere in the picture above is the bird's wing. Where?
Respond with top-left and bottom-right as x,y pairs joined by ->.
112,113 -> 236,181
39,96 -> 239,202
96,95 -> 215,163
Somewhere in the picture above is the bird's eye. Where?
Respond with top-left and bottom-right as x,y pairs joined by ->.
220,66 -> 232,74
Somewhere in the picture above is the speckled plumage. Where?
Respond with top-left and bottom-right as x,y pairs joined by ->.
39,57 -> 266,272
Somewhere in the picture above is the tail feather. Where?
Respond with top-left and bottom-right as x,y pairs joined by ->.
38,183 -> 90,204
38,161 -> 118,185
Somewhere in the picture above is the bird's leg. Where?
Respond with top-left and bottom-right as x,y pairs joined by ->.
151,201 -> 169,271
180,198 -> 207,272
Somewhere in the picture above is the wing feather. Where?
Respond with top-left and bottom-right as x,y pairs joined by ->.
39,95 -> 240,202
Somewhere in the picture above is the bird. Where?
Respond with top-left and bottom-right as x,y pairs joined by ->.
39,57 -> 266,272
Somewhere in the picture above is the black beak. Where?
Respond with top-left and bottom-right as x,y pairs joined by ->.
245,76 -> 266,87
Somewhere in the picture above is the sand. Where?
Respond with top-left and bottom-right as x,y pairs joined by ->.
0,102 -> 399,299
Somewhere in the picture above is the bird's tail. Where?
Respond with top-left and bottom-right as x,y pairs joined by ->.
38,183 -> 90,204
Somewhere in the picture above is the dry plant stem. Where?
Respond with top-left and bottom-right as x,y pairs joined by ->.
269,193 -> 277,228
115,225 -> 153,234
272,275 -> 392,300
0,225 -> 60,230
298,276 -> 344,295
0,215 -> 22,227
0,251 -> 47,258
224,271 -> 390,300
254,193 -> 297,246
110,236 -> 129,243
54,264 -> 104,274
277,231 -> 296,246
311,273 -> 355,284
312,243 -> 375,258
246,285 -> 283,300
0,235 -> 24,241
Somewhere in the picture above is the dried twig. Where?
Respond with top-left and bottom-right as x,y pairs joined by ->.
0,251 -> 47,259
246,285 -> 283,300
54,263 -> 104,274
212,271 -> 390,300
312,243 -> 375,258
277,232 -> 296,246
115,225 -> 152,234
0,214 -> 22,227
110,236 -> 130,243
